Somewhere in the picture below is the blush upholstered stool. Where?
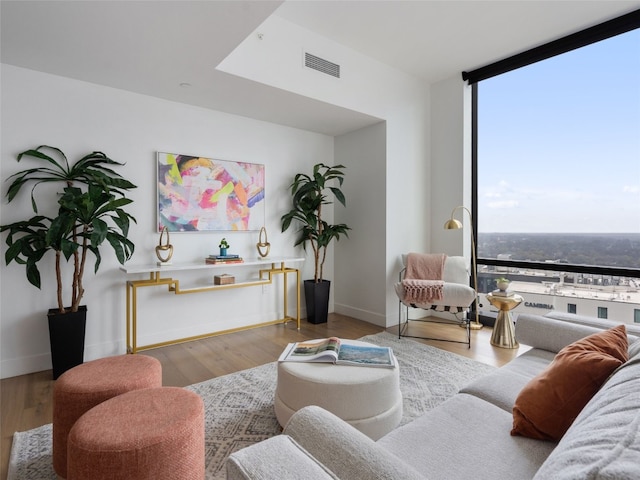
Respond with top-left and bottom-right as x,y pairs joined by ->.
67,387 -> 205,480
53,354 -> 162,478
274,341 -> 402,440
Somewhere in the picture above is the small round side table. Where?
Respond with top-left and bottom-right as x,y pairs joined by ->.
486,293 -> 523,349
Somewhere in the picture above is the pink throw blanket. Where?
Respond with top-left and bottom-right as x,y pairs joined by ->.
404,253 -> 446,280
402,253 -> 446,304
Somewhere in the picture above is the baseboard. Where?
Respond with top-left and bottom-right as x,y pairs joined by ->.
334,303 -> 387,327
0,310 -> 290,379
0,340 -> 128,379
0,353 -> 52,379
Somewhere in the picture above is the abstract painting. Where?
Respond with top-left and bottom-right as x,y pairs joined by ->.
157,152 -> 265,232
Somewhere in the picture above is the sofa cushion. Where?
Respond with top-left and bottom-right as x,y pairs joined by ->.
379,393 -> 556,480
533,347 -> 640,479
629,337 -> 640,358
226,434 -> 339,480
460,348 -> 555,412
512,325 -> 628,441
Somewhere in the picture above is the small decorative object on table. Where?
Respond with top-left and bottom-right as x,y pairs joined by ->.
155,226 -> 174,266
256,226 -> 270,258
496,277 -> 510,291
214,274 -> 235,285
206,254 -> 243,264
218,237 -> 230,257
494,277 -> 513,296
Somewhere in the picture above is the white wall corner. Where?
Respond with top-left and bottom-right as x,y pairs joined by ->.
430,75 -> 472,257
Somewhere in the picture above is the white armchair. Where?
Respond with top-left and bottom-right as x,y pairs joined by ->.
394,254 -> 476,347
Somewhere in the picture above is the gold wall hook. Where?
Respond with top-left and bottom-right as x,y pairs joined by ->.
256,226 -> 271,258
156,226 -> 174,264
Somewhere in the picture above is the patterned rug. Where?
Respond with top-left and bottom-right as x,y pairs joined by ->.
8,331 -> 496,479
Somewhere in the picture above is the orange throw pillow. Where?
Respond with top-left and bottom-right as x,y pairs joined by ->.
511,324 -> 628,441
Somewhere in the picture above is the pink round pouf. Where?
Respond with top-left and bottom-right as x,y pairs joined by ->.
67,387 -> 205,480
53,354 -> 162,478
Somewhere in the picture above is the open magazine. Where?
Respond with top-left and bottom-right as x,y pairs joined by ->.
278,337 -> 396,368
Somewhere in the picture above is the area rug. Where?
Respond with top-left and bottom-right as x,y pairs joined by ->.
8,331 -> 496,480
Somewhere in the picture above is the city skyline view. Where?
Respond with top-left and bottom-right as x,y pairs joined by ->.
477,28 -> 640,234
477,232 -> 640,269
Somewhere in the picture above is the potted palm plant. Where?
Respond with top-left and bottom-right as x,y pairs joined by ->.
281,163 -> 350,324
0,146 -> 136,378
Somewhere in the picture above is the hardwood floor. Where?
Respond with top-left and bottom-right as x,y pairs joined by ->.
0,314 -> 528,478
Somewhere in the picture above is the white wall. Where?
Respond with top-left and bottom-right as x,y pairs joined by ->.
384,103 -> 431,326
1,14 -> 442,376
430,75 -> 473,259
0,65 -> 333,378
221,15 -> 432,327
334,122 -> 387,325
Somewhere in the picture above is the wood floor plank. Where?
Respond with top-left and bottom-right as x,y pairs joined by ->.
0,314 -> 526,479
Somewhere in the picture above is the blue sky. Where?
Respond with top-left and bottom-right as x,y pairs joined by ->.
477,28 -> 640,234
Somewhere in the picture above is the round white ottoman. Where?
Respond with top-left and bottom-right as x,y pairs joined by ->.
274,341 -> 402,440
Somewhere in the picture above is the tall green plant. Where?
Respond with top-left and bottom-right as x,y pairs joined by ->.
281,163 -> 350,282
1,146 -> 136,313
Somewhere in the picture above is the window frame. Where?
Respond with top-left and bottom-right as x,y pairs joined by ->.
463,10 -> 640,84
469,10 -> 640,293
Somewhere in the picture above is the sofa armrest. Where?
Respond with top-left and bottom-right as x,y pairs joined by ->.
284,405 -> 427,480
226,434 -> 339,480
515,314 -> 609,353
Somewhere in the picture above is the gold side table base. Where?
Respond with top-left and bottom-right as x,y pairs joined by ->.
487,293 -> 523,349
490,311 -> 519,349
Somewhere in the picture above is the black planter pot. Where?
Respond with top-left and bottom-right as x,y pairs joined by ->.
47,306 -> 87,380
304,279 -> 330,324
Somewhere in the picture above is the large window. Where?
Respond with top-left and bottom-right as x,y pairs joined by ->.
468,12 -> 640,323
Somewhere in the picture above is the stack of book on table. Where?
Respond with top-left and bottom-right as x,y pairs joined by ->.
278,337 -> 397,368
492,289 -> 515,297
205,254 -> 244,264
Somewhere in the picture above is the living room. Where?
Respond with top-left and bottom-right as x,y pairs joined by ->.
1,0 -> 430,379
3,0 -> 637,380
2,1 -> 640,478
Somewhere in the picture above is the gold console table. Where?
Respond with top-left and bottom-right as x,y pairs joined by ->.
120,257 -> 304,353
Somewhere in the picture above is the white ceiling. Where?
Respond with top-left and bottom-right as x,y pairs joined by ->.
2,0 -> 639,136
276,1 -> 640,82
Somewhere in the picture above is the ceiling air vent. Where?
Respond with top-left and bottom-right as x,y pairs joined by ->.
304,52 -> 340,78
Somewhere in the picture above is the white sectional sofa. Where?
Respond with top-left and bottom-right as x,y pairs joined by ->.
227,313 -> 640,479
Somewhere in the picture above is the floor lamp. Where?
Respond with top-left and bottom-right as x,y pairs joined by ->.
444,206 -> 483,330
